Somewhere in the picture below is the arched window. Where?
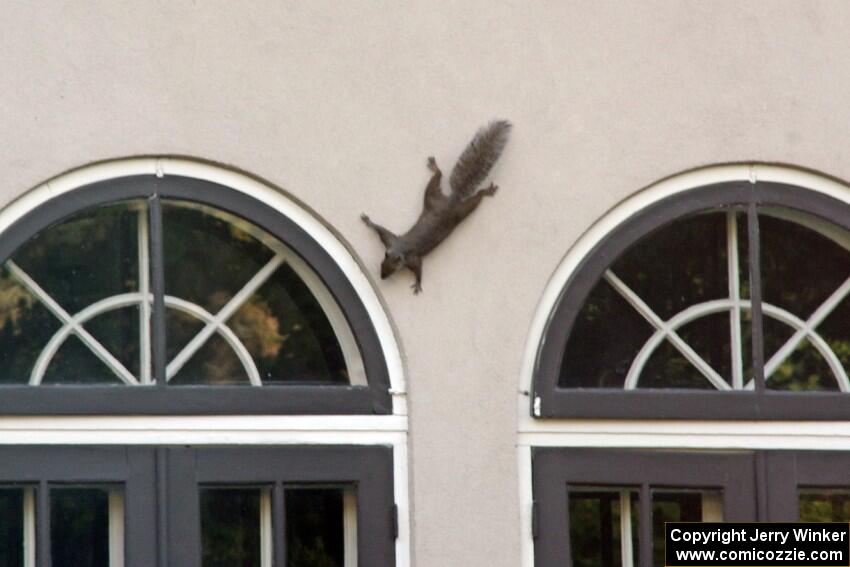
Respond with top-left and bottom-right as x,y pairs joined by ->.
533,177 -> 850,419
0,172 -> 393,414
0,161 -> 405,567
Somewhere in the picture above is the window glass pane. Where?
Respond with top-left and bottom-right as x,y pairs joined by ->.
162,201 -> 351,386
760,211 -> 850,319
286,488 -> 345,567
163,201 -> 274,314
50,487 -> 113,567
767,337 -> 836,391
653,490 -> 723,567
0,269 -> 60,384
170,333 -> 251,386
12,202 -> 141,313
559,280 -> 654,388
759,210 -> 850,391
2,201 -> 144,385
560,211 -> 747,389
0,488 -> 23,567
84,308 -> 141,383
200,488 -> 262,567
800,490 -> 850,522
42,335 -> 124,385
241,264 -> 347,385
640,314 -> 732,389
568,489 -> 638,567
610,212 -> 729,321
821,300 -> 850,390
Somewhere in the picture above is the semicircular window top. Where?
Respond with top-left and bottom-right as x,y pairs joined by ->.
534,181 -> 850,420
0,175 -> 391,415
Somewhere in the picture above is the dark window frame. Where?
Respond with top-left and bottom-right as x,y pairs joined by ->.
533,180 -> 850,419
0,445 -> 396,567
0,175 -> 392,415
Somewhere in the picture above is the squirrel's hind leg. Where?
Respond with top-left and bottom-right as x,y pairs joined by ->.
423,157 -> 446,212
454,183 -> 498,219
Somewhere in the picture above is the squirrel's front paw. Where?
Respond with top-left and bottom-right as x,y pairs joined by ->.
411,282 -> 423,295
426,156 -> 438,172
360,213 -> 371,225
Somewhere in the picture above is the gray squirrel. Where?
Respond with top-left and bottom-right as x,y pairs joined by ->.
361,120 -> 511,294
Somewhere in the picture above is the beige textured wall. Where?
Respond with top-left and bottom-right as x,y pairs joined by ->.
4,2 -> 850,565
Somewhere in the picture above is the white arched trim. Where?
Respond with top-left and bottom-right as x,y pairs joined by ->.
0,157 -> 406,414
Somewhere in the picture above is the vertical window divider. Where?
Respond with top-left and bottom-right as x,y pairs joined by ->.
260,488 -> 274,567
23,487 -> 35,567
727,210 -> 745,390
747,200 -> 766,392
619,490 -> 634,567
148,194 -> 168,387
343,488 -> 359,567
36,481 -> 49,567
138,203 -> 153,386
273,482 -> 286,567
108,488 -> 125,567
638,484 -> 651,567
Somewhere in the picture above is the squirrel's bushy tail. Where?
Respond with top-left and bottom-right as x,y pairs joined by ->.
449,120 -> 512,197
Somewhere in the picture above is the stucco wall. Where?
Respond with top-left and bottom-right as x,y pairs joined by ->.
4,2 -> 850,565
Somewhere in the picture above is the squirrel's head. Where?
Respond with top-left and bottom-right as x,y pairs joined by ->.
380,252 -> 404,279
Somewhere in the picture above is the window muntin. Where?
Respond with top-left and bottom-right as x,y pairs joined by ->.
534,181 -> 850,418
0,174 -> 392,414
0,199 -> 363,388
559,207 -> 850,392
